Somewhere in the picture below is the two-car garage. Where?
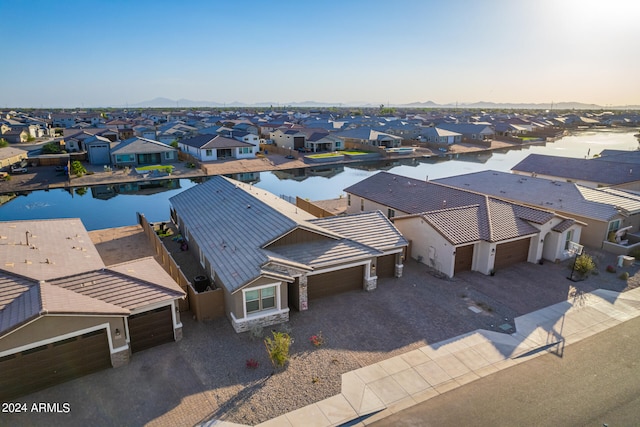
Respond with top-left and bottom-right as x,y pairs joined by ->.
494,238 -> 531,271
0,329 -> 111,400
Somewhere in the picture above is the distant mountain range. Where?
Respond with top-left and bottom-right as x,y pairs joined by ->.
129,97 -> 640,110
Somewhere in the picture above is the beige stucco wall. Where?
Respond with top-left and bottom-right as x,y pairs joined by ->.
394,216 -> 456,278
0,315 -> 126,354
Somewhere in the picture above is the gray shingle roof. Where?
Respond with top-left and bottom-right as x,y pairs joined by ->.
512,153 -> 640,185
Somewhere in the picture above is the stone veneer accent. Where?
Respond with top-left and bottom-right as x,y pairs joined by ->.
395,263 -> 404,278
364,276 -> 377,291
111,348 -> 131,368
231,310 -> 290,333
298,275 -> 308,311
174,326 -> 183,342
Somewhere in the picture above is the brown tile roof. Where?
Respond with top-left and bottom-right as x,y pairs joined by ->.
0,271 -> 40,336
48,268 -> 184,312
107,257 -> 184,295
552,219 -> 576,232
309,211 -> 408,251
347,172 -> 551,244
0,219 -> 105,281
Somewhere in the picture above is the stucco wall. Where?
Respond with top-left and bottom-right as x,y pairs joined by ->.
394,216 -> 455,277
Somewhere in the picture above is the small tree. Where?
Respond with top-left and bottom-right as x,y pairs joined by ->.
264,331 -> 292,368
70,160 -> 87,177
0,138 -> 8,148
170,140 -> 179,148
574,253 -> 596,277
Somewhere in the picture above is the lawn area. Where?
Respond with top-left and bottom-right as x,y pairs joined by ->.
519,136 -> 540,142
338,150 -> 370,155
307,152 -> 344,159
136,164 -> 175,172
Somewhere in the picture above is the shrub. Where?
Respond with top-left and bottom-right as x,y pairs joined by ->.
619,272 -> 630,280
70,160 -> 87,177
309,332 -> 324,347
246,358 -> 259,369
606,265 -> 617,273
574,254 -> 596,276
264,331 -> 292,368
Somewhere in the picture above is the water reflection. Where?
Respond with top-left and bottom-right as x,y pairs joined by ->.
89,179 -> 182,200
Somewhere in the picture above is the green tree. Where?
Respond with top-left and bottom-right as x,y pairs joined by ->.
264,331 -> 292,368
42,142 -> 62,154
70,160 -> 87,177
0,138 -> 8,148
170,140 -> 179,148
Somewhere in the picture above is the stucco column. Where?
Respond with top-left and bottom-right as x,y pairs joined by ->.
299,275 -> 308,311
395,253 -> 404,278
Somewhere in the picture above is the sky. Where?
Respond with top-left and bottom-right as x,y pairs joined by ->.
1,0 -> 638,108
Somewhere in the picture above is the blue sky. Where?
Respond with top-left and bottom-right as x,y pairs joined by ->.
1,0 -> 638,108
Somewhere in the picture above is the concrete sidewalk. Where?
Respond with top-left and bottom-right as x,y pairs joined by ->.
206,285 -> 640,427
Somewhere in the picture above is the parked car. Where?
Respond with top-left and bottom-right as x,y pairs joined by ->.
10,165 -> 28,174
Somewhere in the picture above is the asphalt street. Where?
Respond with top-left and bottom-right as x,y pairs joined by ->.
371,314 -> 640,426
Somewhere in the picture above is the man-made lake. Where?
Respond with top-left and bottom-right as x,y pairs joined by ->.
1,128 -> 637,230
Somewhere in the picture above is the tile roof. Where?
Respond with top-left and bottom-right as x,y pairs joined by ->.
48,268 -> 183,312
0,220 -> 182,337
552,219 -> 576,232
111,137 -> 176,155
264,239 -> 380,268
435,170 -> 624,221
0,271 -> 40,336
180,134 -> 253,149
512,153 -> 640,185
346,172 -> 552,244
309,211 -> 408,251
0,219 -> 105,281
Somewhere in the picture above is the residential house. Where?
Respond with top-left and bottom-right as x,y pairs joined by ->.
334,127 -> 403,148
436,123 -> 494,144
419,127 -> 462,145
0,146 -> 28,168
51,113 -> 76,128
344,172 -> 580,277
436,170 -> 640,249
84,135 -> 114,165
110,137 -> 178,167
0,219 -> 185,399
178,134 -> 256,161
512,153 -> 640,190
169,176 -> 407,332
1,128 -> 29,143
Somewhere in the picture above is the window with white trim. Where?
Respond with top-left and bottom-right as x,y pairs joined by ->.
608,219 -> 621,233
245,286 -> 276,314
565,229 -> 573,250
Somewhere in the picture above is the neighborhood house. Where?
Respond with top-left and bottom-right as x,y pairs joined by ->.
0,219 -> 185,400
169,176 -> 408,333
344,172 -> 582,278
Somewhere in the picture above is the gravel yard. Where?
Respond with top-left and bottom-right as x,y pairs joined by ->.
6,229 -> 637,427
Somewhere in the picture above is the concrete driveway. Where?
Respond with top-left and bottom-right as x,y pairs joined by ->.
3,251 -> 637,426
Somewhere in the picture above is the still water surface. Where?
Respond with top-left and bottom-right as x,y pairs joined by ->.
0,128 -> 637,230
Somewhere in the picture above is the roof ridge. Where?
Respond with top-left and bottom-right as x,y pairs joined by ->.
485,195 -> 494,241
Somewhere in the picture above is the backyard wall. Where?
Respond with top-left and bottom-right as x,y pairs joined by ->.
138,213 -> 190,312
187,284 -> 225,321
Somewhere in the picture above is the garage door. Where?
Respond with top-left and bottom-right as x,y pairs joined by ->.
307,265 -> 364,300
494,238 -> 531,270
128,306 -> 174,353
88,144 -> 110,165
377,254 -> 396,278
0,329 -> 111,400
454,244 -> 474,274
